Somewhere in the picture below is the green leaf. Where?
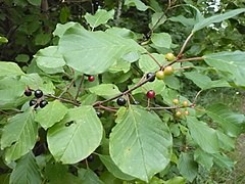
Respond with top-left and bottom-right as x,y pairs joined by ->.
78,168 -> 103,184
193,8 -> 245,32
124,0 -> 148,11
47,106 -> 103,164
206,103 -> 245,137
213,153 -> 234,170
177,152 -> 198,182
34,46 -> 65,74
109,106 -> 172,182
0,77 -> 26,109
203,51 -> 245,86
89,84 -> 121,99
169,15 -> 195,27
1,111 -> 38,163
35,100 -> 68,130
139,53 -> 166,73
216,131 -> 235,151
99,154 -> 135,181
85,9 -> 115,29
149,12 -> 166,29
53,22 -> 81,37
58,25 -> 143,75
45,163 -> 81,183
15,54 -> 30,63
0,62 -> 24,76
27,0 -> 41,6
34,32 -> 51,45
184,71 -> 230,89
186,117 -> 219,153
194,149 -> 213,171
10,152 -> 42,184
165,176 -> 186,184
151,33 -> 172,48
0,36 -> 8,43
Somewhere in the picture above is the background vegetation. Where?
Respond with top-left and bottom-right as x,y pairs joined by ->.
1,0 -> 245,183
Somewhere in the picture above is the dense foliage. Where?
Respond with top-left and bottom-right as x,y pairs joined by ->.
1,0 -> 245,183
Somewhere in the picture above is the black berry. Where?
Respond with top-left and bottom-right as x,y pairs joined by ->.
96,111 -> 102,118
146,72 -> 155,82
24,90 -> 32,96
29,99 -> 38,107
117,97 -> 126,106
39,100 -> 48,108
34,89 -> 43,98
87,155 -> 94,162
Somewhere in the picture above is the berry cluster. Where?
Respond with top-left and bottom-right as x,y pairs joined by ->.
172,99 -> 189,118
24,88 -> 48,109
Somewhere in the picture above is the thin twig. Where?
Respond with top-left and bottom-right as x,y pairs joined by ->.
58,79 -> 76,98
145,50 -> 162,68
93,76 -> 151,107
75,75 -> 84,100
192,90 -> 203,105
177,31 -> 194,58
46,94 -> 80,106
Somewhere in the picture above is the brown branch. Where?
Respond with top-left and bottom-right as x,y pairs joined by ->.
93,76 -> 151,107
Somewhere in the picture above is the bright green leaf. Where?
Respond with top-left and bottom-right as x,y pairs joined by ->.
58,25 -> 144,75
1,111 -> 38,163
10,152 -> 42,184
0,62 -> 24,77
149,12 -> 166,29
109,106 -> 172,182
193,8 -> 245,32
85,9 -> 115,30
186,116 -> 219,153
89,84 -> 121,99
0,36 -> 8,43
151,33 -> 172,48
139,53 -> 166,73
53,22 -> 81,37
165,176 -> 186,184
34,46 -> 65,74
124,0 -> 148,11
35,100 -> 68,130
47,106 -> 103,164
99,154 -> 135,181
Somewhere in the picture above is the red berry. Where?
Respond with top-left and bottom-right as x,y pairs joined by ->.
146,90 -> 155,99
88,75 -> 95,82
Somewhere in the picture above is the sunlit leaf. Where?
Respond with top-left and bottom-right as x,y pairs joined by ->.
58,25 -> 143,75
193,8 -> 245,32
109,106 -> 172,182
85,9 -> 115,29
47,106 -> 103,164
1,110 -> 38,163
35,100 -> 68,130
